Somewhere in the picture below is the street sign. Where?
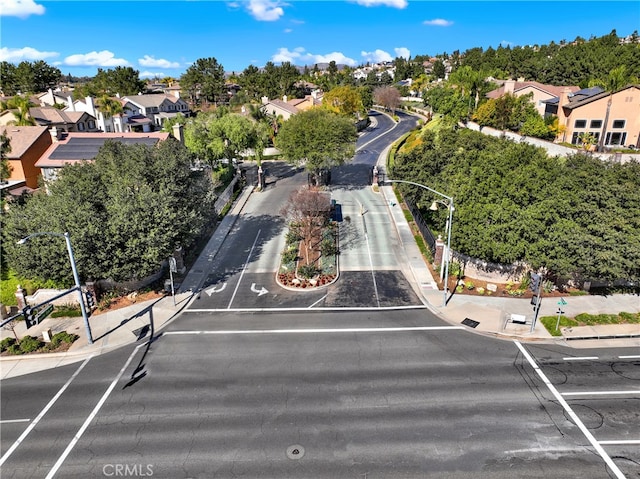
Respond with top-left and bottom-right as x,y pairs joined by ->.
557,298 -> 567,306
169,257 -> 177,273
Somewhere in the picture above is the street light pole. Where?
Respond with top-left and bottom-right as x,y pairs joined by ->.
17,231 -> 93,344
383,179 -> 454,307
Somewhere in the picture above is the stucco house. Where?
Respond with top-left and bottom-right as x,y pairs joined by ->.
547,84 -> 640,149
486,79 -> 580,116
0,125 -> 52,195
261,92 -> 323,121
121,93 -> 191,130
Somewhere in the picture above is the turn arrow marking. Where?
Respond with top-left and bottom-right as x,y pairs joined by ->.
251,283 -> 269,296
205,282 -> 227,296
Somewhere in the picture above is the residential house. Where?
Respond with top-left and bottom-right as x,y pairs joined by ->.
65,96 -> 123,133
0,125 -> 52,196
486,79 -> 580,116
121,93 -> 191,131
37,88 -> 72,108
261,91 -> 323,121
35,131 -> 170,183
28,106 -> 99,133
547,84 -> 640,148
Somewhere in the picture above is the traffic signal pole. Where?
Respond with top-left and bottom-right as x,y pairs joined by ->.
530,272 -> 543,332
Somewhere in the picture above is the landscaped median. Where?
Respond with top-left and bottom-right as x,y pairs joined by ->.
276,187 -> 339,291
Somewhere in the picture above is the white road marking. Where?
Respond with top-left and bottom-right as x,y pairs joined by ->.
204,282 -> 226,296
563,356 -> 599,361
308,294 -> 328,308
165,326 -> 464,336
562,390 -> 640,396
0,419 -> 31,424
599,440 -> 640,445
227,230 -> 261,309
185,305 -> 428,313
619,355 -> 640,359
45,345 -> 143,479
514,341 -> 626,479
0,356 -> 93,468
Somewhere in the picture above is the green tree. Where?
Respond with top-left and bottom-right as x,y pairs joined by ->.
275,109 -> 357,178
1,132 -> 12,183
181,57 -> 226,106
5,95 -> 36,126
2,138 -> 216,284
322,85 -> 365,118
91,67 -> 145,96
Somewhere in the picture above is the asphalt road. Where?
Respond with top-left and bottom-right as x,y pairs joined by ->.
2,310 -> 638,478
1,111 -> 638,478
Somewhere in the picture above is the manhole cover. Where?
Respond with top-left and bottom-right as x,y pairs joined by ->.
286,444 -> 305,460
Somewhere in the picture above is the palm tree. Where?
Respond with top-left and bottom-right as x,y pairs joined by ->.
6,95 -> 35,126
589,66 -> 636,151
97,94 -> 125,132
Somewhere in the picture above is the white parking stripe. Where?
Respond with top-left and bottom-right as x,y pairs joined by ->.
563,356 -> 599,361
562,390 -> 640,396
0,419 -> 30,424
165,326 -> 464,335
619,355 -> 640,359
514,341 -> 626,479
0,356 -> 93,468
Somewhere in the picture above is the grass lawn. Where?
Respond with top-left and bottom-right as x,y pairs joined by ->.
540,312 -> 640,337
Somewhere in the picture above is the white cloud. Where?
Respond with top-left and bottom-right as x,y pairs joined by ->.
0,0 -> 45,18
283,28 -> 293,33
271,47 -> 357,66
138,55 -> 180,69
394,47 -> 410,59
0,46 -> 58,62
361,49 -> 393,63
246,0 -> 286,21
140,71 -> 165,79
351,0 -> 407,7
64,50 -> 130,67
423,18 -> 453,27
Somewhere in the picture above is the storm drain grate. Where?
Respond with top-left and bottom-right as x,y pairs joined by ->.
462,318 -> 480,328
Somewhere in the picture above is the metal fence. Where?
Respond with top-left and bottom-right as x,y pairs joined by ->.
405,198 -> 437,253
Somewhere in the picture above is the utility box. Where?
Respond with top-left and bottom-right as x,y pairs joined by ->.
511,314 -> 527,324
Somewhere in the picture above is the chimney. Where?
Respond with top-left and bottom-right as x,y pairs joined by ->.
67,96 -> 75,111
261,96 -> 269,105
283,95 -> 287,103
556,87 -> 573,142
50,126 -> 60,142
86,96 -> 95,116
172,123 -> 184,144
504,79 -> 515,94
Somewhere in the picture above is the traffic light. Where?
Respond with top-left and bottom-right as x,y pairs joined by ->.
530,273 -> 541,293
85,290 -> 96,309
23,307 -> 35,328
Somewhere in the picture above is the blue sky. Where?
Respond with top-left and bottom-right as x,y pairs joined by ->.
1,0 -> 639,79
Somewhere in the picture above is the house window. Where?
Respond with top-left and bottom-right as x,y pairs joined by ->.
590,120 -> 602,128
88,120 -> 96,129
574,119 -> 587,128
77,123 -> 85,131
605,132 -> 627,146
612,120 -> 625,129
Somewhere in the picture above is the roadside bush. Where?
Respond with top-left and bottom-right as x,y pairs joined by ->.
320,238 -> 338,257
1,337 -> 16,352
6,344 -> 21,355
51,331 -> 79,348
298,264 -> 320,279
285,229 -> 303,245
281,248 -> 298,265
51,304 -> 82,318
19,335 -> 43,354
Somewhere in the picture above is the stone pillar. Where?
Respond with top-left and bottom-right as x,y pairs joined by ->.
173,245 -> 186,274
15,285 -> 28,310
434,235 -> 444,268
